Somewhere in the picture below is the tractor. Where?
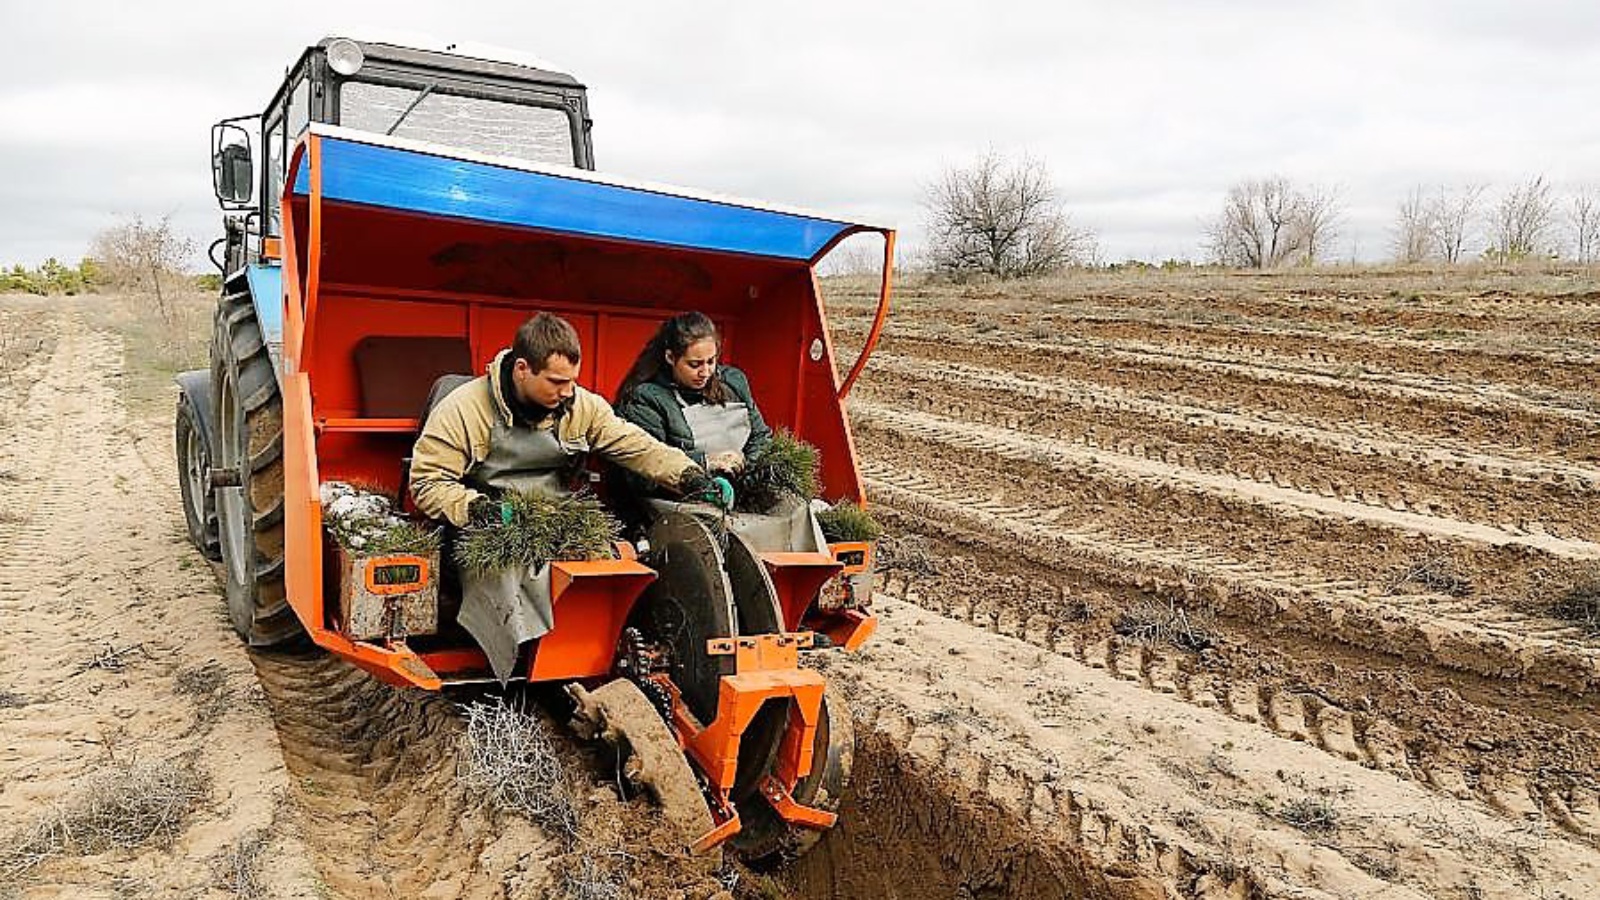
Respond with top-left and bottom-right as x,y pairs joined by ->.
175,36 -> 895,860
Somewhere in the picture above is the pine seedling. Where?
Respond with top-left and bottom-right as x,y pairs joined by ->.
735,431 -> 819,512
816,500 -> 883,543
454,490 -> 620,577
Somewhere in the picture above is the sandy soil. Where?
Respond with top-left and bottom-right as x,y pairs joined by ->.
0,299 -> 729,900
809,269 -> 1600,898
0,302 -> 322,899
7,267 -> 1600,900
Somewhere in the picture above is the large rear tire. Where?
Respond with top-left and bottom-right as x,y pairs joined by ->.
212,285 -> 301,647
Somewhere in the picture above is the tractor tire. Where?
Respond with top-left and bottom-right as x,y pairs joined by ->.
211,285 -> 302,647
174,393 -> 221,561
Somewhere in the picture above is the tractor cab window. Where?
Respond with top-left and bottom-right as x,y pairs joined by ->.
339,82 -> 576,167
288,78 -> 311,138
265,116 -> 286,236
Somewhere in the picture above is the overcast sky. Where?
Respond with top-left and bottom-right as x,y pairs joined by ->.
3,1 -> 1598,269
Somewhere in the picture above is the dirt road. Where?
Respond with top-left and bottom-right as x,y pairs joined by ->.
0,303 -> 322,898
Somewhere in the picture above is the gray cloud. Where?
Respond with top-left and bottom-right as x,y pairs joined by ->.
2,0 -> 1598,269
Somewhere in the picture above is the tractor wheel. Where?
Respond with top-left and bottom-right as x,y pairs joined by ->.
174,395 -> 221,561
211,286 -> 301,647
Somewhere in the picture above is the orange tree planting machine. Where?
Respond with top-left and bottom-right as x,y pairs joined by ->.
175,37 -> 894,860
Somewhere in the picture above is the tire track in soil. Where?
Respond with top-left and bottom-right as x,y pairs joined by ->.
856,362 -> 1600,542
861,351 -> 1600,499
860,462 -> 1600,694
857,389 -> 1600,550
848,305 -> 1600,397
867,515 -> 1600,845
0,303 -> 732,900
826,279 -> 1600,340
246,654 -> 563,898
857,466 -> 1600,831
0,310 -> 323,898
852,413 -> 1600,625
839,327 -> 1600,461
803,598 -> 1600,900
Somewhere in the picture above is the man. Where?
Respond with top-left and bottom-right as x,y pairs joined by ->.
409,312 -> 724,679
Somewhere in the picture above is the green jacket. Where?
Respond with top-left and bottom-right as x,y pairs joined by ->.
615,366 -> 773,468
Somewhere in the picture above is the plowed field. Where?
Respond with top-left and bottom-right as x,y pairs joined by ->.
805,270 -> 1600,899
4,270 -> 1599,900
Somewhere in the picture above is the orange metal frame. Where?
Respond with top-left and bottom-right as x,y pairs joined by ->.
654,633 -> 838,852
275,132 -> 888,846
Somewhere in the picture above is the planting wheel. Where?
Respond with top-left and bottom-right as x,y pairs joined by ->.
570,679 -> 718,861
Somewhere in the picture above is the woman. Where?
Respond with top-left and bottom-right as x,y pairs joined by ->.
615,312 -> 772,482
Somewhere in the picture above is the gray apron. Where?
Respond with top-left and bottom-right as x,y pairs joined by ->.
457,413 -> 589,683
678,390 -> 751,458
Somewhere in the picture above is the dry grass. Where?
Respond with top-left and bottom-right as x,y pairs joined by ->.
0,754 -> 210,883
209,828 -> 270,900
1114,597 -> 1216,652
457,697 -> 580,841
1388,553 -> 1473,597
557,852 -> 633,900
1277,795 -> 1341,834
174,662 -> 233,736
78,642 -> 150,674
75,290 -> 213,420
1552,570 -> 1600,636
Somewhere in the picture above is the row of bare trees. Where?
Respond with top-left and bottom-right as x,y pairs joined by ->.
1391,179 -> 1600,264
1207,175 -> 1600,268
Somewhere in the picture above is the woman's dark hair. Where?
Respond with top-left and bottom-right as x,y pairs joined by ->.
618,311 -> 729,403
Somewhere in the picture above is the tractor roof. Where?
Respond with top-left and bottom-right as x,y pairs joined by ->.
289,124 -> 890,263
317,34 -> 583,88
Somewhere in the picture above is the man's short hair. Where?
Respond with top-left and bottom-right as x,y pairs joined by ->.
513,313 -> 582,370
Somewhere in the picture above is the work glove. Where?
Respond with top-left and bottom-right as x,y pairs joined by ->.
468,495 -> 513,526
680,469 -> 735,511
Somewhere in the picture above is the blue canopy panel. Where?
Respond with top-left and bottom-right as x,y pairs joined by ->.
245,261 -> 284,373
290,128 -> 862,263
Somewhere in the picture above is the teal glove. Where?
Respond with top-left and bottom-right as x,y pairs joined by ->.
710,476 -> 734,511
469,496 -> 514,526
679,469 -> 734,510
691,475 -> 734,511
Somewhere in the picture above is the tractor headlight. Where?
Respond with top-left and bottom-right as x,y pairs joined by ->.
327,39 -> 365,76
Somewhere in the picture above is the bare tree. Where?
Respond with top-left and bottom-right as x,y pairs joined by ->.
922,150 -> 1096,279
1488,175 -> 1557,262
1428,184 -> 1485,264
1296,185 -> 1343,265
89,214 -> 197,325
1206,177 -> 1315,268
1570,189 -> 1600,264
1391,186 -> 1432,264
